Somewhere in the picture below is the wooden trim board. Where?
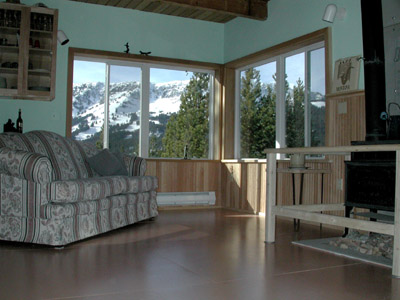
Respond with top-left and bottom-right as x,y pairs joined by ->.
273,206 -> 393,235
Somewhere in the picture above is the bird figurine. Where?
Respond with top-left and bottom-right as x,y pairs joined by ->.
124,43 -> 130,54
140,51 -> 151,56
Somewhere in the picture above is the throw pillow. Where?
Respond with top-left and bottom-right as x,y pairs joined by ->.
87,149 -> 128,176
113,152 -> 127,170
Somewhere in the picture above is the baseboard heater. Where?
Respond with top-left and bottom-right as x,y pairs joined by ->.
156,192 -> 216,206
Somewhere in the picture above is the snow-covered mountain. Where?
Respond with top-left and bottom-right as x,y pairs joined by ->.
261,82 -> 325,104
72,80 -> 189,140
72,79 -> 325,142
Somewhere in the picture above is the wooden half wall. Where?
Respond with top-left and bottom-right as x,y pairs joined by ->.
144,92 -> 366,214
146,159 -> 222,206
220,90 -> 366,214
221,160 -> 331,214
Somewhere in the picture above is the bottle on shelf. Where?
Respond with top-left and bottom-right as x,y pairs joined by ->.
16,109 -> 23,133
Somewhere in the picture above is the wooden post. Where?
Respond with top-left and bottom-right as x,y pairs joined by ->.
265,153 -> 277,243
393,150 -> 400,277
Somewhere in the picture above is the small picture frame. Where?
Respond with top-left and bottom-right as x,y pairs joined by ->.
332,55 -> 361,93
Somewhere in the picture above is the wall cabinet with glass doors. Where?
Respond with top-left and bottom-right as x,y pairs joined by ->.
0,3 -> 58,101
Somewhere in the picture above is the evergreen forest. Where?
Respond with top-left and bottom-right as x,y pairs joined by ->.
240,68 -> 325,158
80,69 -> 324,159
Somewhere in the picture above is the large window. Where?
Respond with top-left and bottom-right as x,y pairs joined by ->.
235,42 -> 325,158
71,56 -> 214,159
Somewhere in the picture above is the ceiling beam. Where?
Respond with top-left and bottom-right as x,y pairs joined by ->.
153,0 -> 269,20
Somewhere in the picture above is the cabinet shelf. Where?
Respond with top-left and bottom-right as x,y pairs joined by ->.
0,87 -> 18,94
0,45 -> 19,52
0,67 -> 18,74
30,29 -> 52,35
29,47 -> 52,54
0,26 -> 19,33
28,69 -> 51,76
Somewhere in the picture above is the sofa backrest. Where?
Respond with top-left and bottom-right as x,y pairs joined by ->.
0,131 -> 94,180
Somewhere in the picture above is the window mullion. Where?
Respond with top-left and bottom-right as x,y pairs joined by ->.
140,66 -> 150,158
276,56 -> 286,157
104,63 -> 110,149
209,75 -> 215,160
304,51 -> 310,147
234,69 -> 241,158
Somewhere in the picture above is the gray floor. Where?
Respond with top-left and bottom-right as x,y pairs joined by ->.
0,209 -> 399,300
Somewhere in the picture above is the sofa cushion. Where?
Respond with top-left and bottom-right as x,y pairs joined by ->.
48,176 -> 158,203
87,149 -> 128,176
40,191 -> 157,219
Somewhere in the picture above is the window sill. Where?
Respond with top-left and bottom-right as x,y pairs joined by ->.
222,158 -> 267,163
221,158 -> 332,164
146,158 -> 220,163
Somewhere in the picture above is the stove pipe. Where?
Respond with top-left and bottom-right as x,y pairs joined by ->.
361,0 -> 387,141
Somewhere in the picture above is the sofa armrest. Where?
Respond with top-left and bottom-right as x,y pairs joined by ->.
123,155 -> 147,176
0,147 -> 54,184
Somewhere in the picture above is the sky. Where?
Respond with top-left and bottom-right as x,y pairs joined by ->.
74,48 -> 325,94
253,48 -> 325,94
74,61 -> 195,84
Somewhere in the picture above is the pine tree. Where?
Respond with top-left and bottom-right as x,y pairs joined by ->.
161,73 -> 210,158
251,83 -> 276,157
149,134 -> 162,157
240,68 -> 276,158
240,68 -> 262,158
96,124 -> 104,149
311,103 -> 325,147
286,78 -> 305,148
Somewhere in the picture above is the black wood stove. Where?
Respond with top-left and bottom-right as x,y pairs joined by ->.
344,0 -> 396,223
345,141 -> 396,219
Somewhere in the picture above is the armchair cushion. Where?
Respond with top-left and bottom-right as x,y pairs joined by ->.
0,147 -> 54,184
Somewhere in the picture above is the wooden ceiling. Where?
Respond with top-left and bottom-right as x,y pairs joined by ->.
67,0 -> 269,23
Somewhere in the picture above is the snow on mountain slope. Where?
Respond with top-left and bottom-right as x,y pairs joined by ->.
72,82 -> 105,118
72,80 -> 189,140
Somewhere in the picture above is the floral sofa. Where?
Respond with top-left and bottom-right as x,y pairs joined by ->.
0,130 -> 158,246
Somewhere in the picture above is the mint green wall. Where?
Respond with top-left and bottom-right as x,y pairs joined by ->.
0,0 -> 369,136
382,0 -> 400,27
0,0 -> 224,135
224,0 -> 364,90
